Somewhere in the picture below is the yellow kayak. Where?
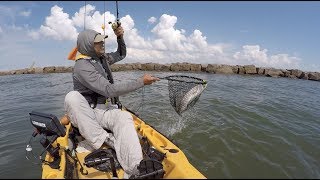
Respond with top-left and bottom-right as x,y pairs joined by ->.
34,109 -> 206,179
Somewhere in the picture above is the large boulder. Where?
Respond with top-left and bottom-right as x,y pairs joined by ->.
257,68 -> 265,75
11,68 -> 32,74
201,64 -> 208,72
117,64 -> 133,71
231,66 -> 239,74
124,63 -> 134,71
190,64 -> 202,71
308,72 -> 320,81
215,65 -> 234,74
43,66 -> 56,73
181,63 -> 192,71
14,68 -> 29,74
131,63 -> 142,70
55,66 -> 71,73
34,67 -> 43,74
206,64 -> 233,74
281,69 -> 290,77
288,74 -> 298,79
244,65 -> 257,74
238,66 -> 245,74
54,66 -> 64,73
66,66 -> 73,73
170,63 -> 191,71
110,64 -> 121,72
112,64 -> 135,71
0,71 -> 11,76
300,72 -> 308,80
289,69 -> 304,78
155,64 -> 170,71
265,68 -> 284,77
206,64 -> 218,73
141,63 -> 156,71
26,68 -> 35,74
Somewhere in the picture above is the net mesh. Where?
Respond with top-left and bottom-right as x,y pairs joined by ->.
165,75 -> 207,115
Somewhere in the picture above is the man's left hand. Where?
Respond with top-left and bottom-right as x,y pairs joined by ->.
114,26 -> 124,38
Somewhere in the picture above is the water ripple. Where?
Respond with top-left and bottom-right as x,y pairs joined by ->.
0,72 -> 319,178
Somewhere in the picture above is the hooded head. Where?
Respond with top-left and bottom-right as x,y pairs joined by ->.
77,29 -> 108,59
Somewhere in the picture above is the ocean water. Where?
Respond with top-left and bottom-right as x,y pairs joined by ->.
0,71 -> 319,178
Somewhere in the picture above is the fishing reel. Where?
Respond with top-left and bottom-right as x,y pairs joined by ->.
108,20 -> 121,31
26,111 -> 66,169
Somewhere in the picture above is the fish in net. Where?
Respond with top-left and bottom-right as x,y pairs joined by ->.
161,75 -> 207,115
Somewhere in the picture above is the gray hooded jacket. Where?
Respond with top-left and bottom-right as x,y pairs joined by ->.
73,29 -> 144,107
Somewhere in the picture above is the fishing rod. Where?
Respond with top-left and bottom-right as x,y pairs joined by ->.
114,1 -> 122,57
101,1 -> 123,108
109,1 -> 121,29
116,1 -> 120,26
108,0 -> 122,57
108,1 -> 121,30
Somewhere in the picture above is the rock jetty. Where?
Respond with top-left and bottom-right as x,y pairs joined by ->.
0,63 -> 319,82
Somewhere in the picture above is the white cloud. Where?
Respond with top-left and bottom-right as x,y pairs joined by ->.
29,5 -> 78,41
233,45 -> 268,64
148,16 -> 157,24
20,10 -> 31,17
25,4 -> 302,71
72,4 -> 96,28
151,14 -> 186,51
120,15 -> 152,49
188,29 -> 207,49
233,45 -> 300,69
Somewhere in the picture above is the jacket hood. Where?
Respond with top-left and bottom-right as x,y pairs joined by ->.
77,29 -> 100,59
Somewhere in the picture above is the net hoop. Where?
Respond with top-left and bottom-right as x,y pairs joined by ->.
163,75 -> 207,85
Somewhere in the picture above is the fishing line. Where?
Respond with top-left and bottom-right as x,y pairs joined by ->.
26,135 -> 42,165
84,1 -> 86,30
25,134 -> 52,166
135,86 -> 145,114
103,1 -> 106,54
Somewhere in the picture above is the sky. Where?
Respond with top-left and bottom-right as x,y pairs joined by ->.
0,1 -> 319,72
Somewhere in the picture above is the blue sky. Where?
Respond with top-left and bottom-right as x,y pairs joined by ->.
0,1 -> 319,72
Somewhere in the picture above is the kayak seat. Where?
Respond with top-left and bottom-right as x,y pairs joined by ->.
71,125 -> 113,136
69,125 -> 113,145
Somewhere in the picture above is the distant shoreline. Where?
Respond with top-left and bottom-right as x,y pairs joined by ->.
0,63 -> 319,82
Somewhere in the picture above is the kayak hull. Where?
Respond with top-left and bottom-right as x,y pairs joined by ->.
41,110 -> 206,179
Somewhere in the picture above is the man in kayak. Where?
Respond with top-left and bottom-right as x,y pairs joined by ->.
64,25 -> 159,177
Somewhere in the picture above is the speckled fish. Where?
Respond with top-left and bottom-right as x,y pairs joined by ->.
175,84 -> 207,115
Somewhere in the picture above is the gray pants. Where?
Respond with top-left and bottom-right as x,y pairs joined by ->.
64,91 -> 142,176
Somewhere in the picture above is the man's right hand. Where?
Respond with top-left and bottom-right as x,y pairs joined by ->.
142,74 -> 160,85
